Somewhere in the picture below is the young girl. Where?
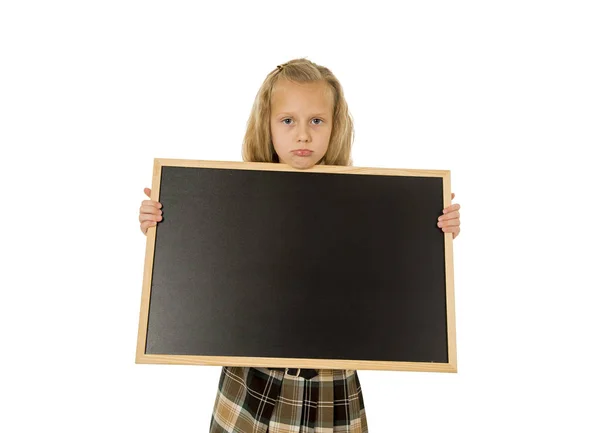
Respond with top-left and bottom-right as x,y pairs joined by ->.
138,58 -> 462,433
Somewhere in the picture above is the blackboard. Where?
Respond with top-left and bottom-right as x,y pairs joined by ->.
136,159 -> 456,373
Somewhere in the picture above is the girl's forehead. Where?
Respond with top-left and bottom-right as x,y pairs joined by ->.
271,79 -> 333,109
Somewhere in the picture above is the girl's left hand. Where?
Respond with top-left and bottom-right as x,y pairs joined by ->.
438,193 -> 461,239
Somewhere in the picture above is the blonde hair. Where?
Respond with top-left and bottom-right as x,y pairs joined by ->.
242,58 -> 354,166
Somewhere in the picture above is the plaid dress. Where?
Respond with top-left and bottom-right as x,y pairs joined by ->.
209,366 -> 368,432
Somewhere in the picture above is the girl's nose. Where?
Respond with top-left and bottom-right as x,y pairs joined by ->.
296,125 -> 310,142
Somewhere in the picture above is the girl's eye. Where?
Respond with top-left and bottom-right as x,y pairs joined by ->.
282,118 -> 323,125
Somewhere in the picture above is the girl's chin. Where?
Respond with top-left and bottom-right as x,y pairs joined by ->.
287,160 -> 317,170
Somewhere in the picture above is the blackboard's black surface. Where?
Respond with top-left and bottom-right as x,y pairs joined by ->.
145,166 -> 448,363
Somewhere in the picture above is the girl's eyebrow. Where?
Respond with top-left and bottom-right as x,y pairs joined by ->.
276,112 -> 329,117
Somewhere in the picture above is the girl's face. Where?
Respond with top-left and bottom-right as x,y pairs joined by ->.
270,79 -> 333,170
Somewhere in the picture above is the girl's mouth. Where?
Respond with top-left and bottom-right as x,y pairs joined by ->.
292,149 -> 313,156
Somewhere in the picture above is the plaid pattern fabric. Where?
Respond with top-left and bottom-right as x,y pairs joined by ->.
209,366 -> 368,432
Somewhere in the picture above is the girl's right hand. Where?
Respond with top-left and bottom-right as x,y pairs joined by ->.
139,187 -> 163,235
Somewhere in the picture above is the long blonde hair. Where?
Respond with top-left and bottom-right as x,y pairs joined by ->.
242,58 -> 354,166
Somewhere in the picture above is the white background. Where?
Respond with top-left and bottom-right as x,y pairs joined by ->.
1,1 -> 599,431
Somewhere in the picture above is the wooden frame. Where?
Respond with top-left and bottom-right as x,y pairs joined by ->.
136,158 -> 456,373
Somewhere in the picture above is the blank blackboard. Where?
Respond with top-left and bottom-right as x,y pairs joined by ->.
136,159 -> 456,373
